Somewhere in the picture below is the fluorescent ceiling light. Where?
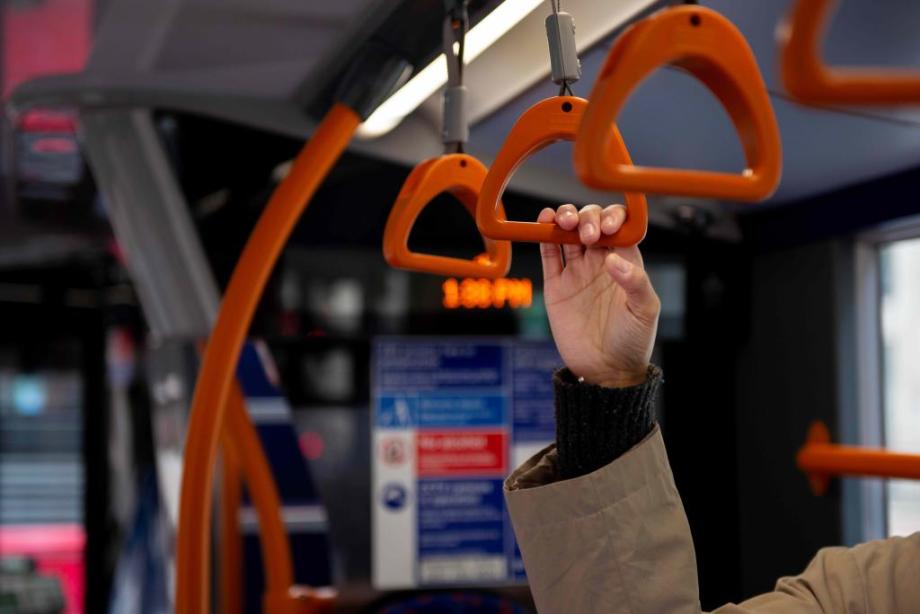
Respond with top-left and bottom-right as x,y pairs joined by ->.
357,0 -> 545,138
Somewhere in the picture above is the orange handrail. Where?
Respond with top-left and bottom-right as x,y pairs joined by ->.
176,103 -> 358,614
574,5 -> 781,202
195,344 -> 293,612
219,426 -> 244,614
477,96 -> 648,247
383,153 -> 512,278
225,383 -> 295,599
797,421 -> 920,496
780,0 -> 920,106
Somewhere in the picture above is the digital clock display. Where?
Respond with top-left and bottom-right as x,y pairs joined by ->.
442,278 -> 533,310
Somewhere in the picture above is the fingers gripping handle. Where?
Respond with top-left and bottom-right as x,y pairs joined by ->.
476,96 -> 648,247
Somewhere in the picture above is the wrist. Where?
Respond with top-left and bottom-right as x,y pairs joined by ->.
580,366 -> 649,389
553,365 -> 661,479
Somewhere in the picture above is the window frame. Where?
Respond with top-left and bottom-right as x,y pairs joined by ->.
847,214 -> 920,542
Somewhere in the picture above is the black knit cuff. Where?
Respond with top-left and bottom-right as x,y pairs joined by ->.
554,365 -> 662,480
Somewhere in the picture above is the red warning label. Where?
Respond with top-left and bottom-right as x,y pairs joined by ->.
416,431 -> 507,477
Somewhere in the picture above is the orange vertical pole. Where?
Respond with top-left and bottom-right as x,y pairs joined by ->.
199,334 -> 294,611
218,435 -> 244,614
225,383 -> 294,594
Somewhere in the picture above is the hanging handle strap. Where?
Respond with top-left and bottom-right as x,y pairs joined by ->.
442,1 -> 469,152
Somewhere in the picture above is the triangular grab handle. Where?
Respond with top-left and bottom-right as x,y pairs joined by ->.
384,154 -> 512,278
780,0 -> 920,106
575,5 -> 782,202
477,96 -> 648,247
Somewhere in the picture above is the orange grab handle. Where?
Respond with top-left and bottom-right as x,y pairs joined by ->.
780,0 -> 920,106
797,421 -> 920,496
176,104 -> 358,614
383,153 -> 512,278
574,5 -> 781,202
476,96 -> 648,247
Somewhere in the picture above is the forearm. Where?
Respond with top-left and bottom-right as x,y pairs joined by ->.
712,532 -> 920,614
506,365 -> 920,614
505,426 -> 700,614
505,366 -> 700,614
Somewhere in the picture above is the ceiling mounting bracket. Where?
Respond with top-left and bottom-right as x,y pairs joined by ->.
545,9 -> 581,93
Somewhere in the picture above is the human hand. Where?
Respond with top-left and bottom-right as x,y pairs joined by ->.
539,204 -> 660,388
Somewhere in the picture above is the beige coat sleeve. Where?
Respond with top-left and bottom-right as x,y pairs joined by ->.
504,425 -> 920,614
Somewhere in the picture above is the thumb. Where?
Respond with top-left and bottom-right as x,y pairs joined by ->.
604,252 -> 661,324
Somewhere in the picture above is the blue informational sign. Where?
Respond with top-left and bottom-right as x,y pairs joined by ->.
511,343 -> 560,444
371,338 -> 560,588
377,394 -> 506,429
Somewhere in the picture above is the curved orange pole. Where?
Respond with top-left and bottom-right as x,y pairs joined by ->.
780,0 -> 920,106
797,421 -> 920,496
219,430 -> 243,614
196,342 -> 293,609
225,383 -> 295,598
176,104 -> 359,614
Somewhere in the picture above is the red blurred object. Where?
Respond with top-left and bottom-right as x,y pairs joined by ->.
299,431 -> 326,461
30,136 -> 78,154
5,2 -> 94,209
0,524 -> 85,614
17,109 -> 78,134
2,0 -> 93,99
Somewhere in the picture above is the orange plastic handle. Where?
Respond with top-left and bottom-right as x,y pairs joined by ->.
797,421 -> 920,496
780,0 -> 920,105
574,5 -> 782,202
476,96 -> 648,247
383,153 -> 511,278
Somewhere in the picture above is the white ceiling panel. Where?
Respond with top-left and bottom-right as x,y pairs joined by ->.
13,0 -> 920,207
